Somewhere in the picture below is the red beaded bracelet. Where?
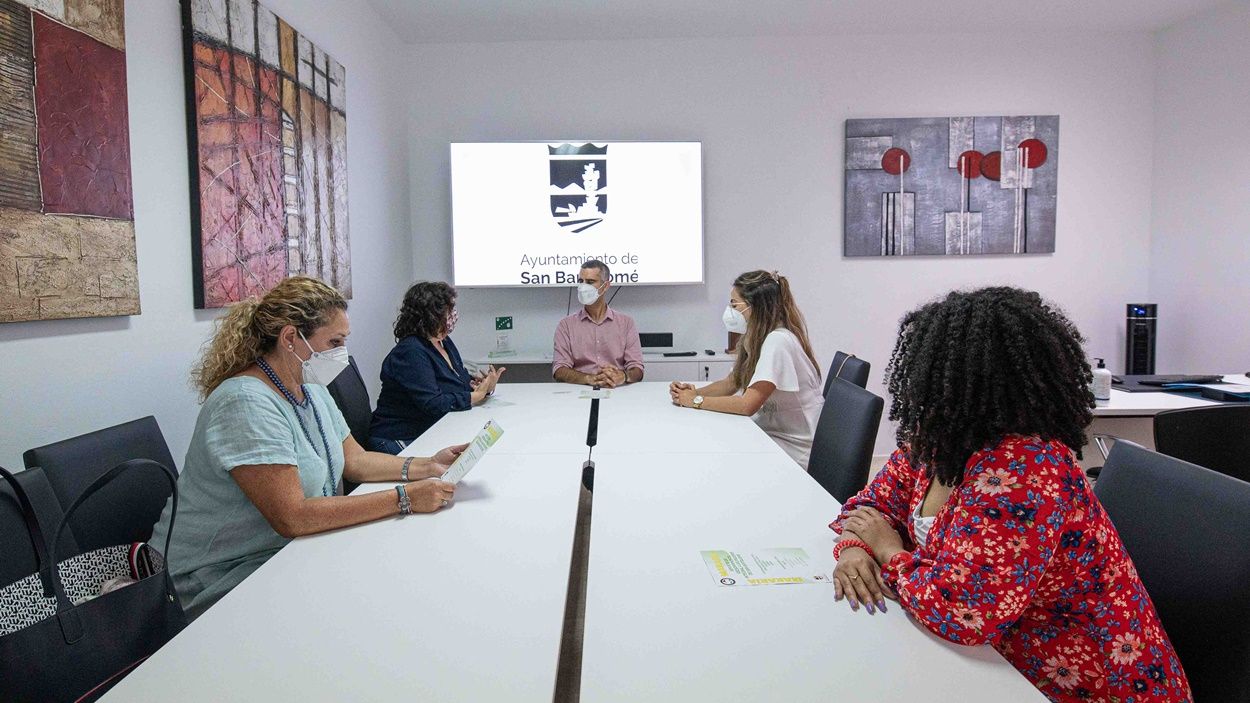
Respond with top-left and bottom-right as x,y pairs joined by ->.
833,538 -> 876,561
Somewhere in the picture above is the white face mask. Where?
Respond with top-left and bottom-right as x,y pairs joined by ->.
577,282 -> 603,306
722,305 -> 747,334
293,332 -> 350,385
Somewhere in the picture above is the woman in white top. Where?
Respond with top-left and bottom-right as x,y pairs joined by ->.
670,270 -> 824,466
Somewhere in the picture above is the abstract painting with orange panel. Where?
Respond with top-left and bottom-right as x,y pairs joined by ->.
182,0 -> 351,308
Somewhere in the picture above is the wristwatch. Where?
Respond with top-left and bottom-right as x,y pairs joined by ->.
395,485 -> 411,515
692,395 -> 705,409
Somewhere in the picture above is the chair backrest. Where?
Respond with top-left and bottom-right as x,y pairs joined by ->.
1153,404 -> 1250,483
1096,440 -> 1250,701
328,356 -> 373,495
807,378 -> 884,502
0,467 -> 79,589
823,351 -> 870,396
22,416 -> 176,551
328,355 -> 373,448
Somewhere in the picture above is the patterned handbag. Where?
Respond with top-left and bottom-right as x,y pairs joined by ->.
0,459 -> 187,702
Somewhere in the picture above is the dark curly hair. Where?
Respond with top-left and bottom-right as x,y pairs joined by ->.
886,286 -> 1095,487
394,282 -> 456,340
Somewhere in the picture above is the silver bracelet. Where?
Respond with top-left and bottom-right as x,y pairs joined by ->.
395,485 -> 411,515
401,456 -> 415,482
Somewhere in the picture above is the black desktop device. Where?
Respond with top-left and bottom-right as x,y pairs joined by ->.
1126,304 -> 1157,375
639,332 -> 673,348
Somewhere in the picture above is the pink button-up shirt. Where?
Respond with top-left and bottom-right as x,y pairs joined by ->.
552,307 -> 645,377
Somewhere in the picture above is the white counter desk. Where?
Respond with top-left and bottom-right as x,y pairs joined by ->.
1093,389 -> 1217,417
1083,375 -> 1247,457
1091,374 -> 1248,417
102,382 -> 1039,701
468,350 -> 737,384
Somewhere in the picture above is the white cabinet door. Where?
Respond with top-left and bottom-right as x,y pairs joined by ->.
697,361 -> 734,383
643,360 -> 734,382
642,361 -> 695,382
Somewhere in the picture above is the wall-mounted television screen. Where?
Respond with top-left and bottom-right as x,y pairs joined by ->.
450,141 -> 703,287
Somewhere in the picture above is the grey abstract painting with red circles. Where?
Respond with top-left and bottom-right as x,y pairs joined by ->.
844,116 -> 1059,257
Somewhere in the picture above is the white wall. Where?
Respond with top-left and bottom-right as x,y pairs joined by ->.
1150,0 -> 1250,373
0,0 -> 411,468
406,33 -> 1157,452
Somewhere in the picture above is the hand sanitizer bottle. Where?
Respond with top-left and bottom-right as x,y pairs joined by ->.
1092,358 -> 1112,400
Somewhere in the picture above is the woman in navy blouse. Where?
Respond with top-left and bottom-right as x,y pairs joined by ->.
369,282 -> 505,453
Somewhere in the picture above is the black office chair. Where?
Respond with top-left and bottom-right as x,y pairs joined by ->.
1096,440 -> 1250,701
23,416 -> 176,551
327,356 -> 373,495
1,466 -> 79,589
1153,405 -> 1250,483
327,356 -> 373,448
807,378 -> 884,502
822,351 -> 870,396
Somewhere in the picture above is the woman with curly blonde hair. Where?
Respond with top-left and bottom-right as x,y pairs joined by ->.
151,276 -> 465,619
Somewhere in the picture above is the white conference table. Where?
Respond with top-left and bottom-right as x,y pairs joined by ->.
103,382 -> 1040,701
101,453 -> 584,702
404,382 -> 784,458
579,450 -> 1045,702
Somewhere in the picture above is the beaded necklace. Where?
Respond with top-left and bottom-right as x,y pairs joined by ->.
256,357 -> 338,497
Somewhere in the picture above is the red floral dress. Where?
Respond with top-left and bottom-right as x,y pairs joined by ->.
832,436 -> 1191,703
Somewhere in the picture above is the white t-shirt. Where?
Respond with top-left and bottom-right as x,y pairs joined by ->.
748,328 -> 824,467
911,500 -> 937,550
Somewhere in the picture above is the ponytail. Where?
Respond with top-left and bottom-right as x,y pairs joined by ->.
190,276 -> 347,401
774,274 -> 820,374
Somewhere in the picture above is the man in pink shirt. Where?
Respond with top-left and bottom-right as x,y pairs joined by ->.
552,260 -> 645,387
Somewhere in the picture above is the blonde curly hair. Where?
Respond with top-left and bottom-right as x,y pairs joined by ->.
191,276 -> 348,400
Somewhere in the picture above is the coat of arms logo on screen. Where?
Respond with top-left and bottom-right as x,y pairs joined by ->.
549,143 -> 607,233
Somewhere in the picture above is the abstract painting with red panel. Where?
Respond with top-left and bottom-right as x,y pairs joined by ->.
0,0 -> 139,323
183,0 -> 351,309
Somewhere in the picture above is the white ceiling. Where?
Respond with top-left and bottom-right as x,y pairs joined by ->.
366,0 -> 1230,44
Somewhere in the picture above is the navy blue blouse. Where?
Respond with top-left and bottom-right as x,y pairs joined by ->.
370,336 -> 472,442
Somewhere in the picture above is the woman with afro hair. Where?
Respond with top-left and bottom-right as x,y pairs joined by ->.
829,287 -> 1191,703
